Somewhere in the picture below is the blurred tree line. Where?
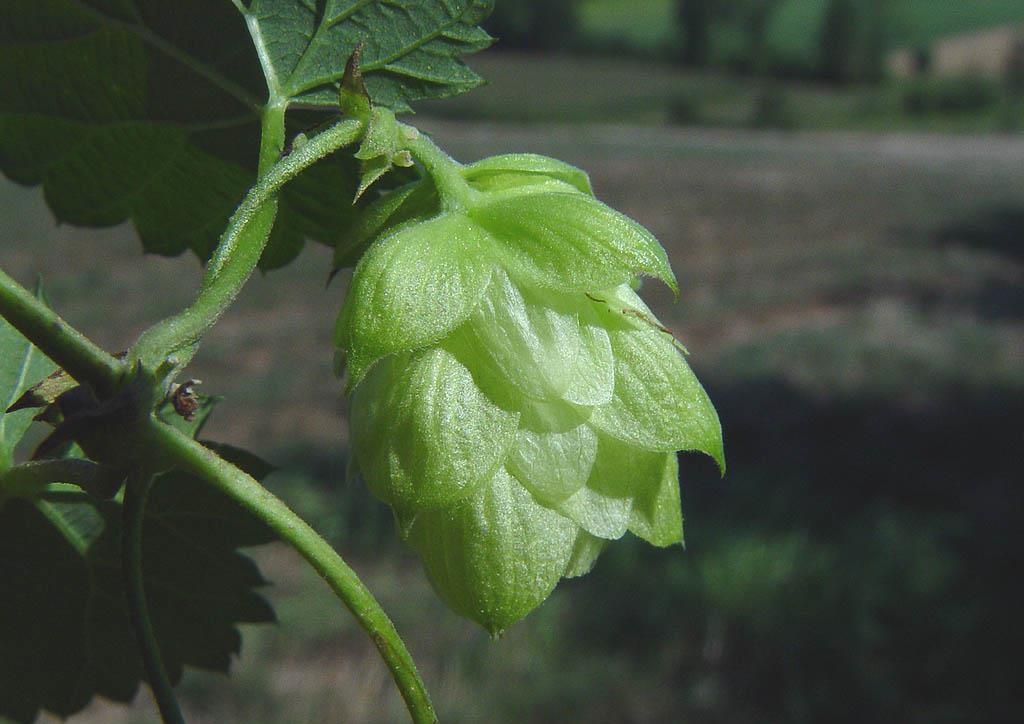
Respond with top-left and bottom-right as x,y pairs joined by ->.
485,0 -> 898,84
675,0 -> 893,81
485,0 -> 579,52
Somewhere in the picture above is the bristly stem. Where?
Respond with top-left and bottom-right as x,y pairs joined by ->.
141,419 -> 438,723
122,470 -> 185,724
0,264 -> 437,723
129,114 -> 364,373
400,123 -> 476,211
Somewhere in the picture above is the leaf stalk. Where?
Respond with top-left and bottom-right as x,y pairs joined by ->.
123,470 -> 186,724
400,124 -> 477,211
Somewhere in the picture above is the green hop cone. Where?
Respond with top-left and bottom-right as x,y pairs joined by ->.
336,153 -> 724,634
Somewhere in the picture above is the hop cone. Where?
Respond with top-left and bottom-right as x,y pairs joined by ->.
336,154 -> 724,634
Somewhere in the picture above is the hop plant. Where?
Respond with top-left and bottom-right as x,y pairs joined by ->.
336,152 -> 724,634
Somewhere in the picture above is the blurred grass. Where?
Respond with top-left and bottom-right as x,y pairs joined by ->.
5,118 -> 1023,722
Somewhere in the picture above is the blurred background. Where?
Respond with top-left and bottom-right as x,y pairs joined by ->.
3,1 -> 1022,722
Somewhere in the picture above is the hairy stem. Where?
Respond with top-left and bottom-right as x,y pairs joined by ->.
400,124 -> 475,211
141,419 -> 436,723
122,470 -> 185,724
129,115 -> 364,371
0,262 -> 437,722
0,268 -> 124,396
197,103 -> 286,298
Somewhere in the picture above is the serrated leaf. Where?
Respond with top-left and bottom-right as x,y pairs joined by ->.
350,346 -> 518,514
335,212 -> 496,385
591,326 -> 725,471
407,466 -> 577,635
0,287 -> 57,471
242,0 -> 495,112
0,449 -> 276,723
472,191 -> 678,294
0,2 -> 361,269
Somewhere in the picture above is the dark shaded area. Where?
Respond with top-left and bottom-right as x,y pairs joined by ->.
933,206 -> 1024,321
677,0 -> 713,67
266,446 -> 400,552
935,206 -> 1024,265
484,0 -> 579,51
0,469 -> 276,723
565,377 -> 1023,723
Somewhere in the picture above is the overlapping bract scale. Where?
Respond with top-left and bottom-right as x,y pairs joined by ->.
407,467 -> 578,636
337,153 -> 723,633
350,347 -> 519,516
462,270 -> 615,406
335,212 -> 496,385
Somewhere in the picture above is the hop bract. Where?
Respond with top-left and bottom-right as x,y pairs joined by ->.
336,154 -> 724,634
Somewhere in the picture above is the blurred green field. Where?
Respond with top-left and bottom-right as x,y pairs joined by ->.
420,52 -> 1024,132
579,0 -> 1024,58
5,119 -> 1021,723
580,0 -> 676,50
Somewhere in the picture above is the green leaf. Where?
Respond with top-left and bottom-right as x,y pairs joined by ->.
353,107 -> 414,199
407,466 -> 578,635
241,0 -> 495,111
0,1 -> 494,270
0,452 -> 276,723
335,212 -> 496,385
472,191 -> 679,294
591,326 -> 725,472
350,347 -> 518,514
0,286 -> 57,471
0,2 -> 364,269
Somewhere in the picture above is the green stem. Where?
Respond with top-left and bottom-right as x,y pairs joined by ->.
400,124 -> 475,211
122,470 -> 185,724
0,262 -> 436,722
141,418 -> 437,724
0,268 -> 124,396
0,459 -> 122,501
129,115 -> 364,371
201,102 -> 286,293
